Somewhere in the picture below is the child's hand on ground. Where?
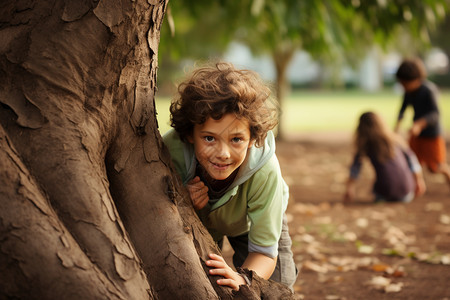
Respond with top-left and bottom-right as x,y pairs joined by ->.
343,180 -> 355,202
206,253 -> 247,291
415,177 -> 426,197
187,176 -> 209,210
343,190 -> 354,202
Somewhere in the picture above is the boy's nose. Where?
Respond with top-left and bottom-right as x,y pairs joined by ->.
216,142 -> 230,160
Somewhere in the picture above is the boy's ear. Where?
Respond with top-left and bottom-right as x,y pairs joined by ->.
187,135 -> 194,144
248,140 -> 255,148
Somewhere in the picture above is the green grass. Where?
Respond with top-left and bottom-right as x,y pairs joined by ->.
155,89 -> 450,136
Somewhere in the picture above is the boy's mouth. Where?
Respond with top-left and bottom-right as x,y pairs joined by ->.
210,161 -> 232,170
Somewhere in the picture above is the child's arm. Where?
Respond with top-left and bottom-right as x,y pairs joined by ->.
206,253 -> 247,291
206,252 -> 276,291
186,176 -> 209,210
409,118 -> 427,137
344,178 -> 356,202
413,171 -> 426,197
394,119 -> 402,133
344,154 -> 361,202
402,148 -> 426,197
241,252 -> 277,279
395,96 -> 408,133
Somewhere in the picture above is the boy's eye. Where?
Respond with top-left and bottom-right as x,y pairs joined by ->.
231,137 -> 243,143
204,136 -> 215,142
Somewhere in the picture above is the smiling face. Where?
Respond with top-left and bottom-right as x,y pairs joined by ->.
189,114 -> 254,181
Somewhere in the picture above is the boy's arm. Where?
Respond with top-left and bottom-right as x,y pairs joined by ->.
344,177 -> 356,202
395,94 -> 410,133
241,252 -> 277,279
409,118 -> 427,137
206,252 -> 276,291
394,119 -> 402,133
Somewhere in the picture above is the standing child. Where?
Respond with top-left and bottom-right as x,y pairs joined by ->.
163,62 -> 297,291
344,111 -> 426,202
394,57 -> 450,189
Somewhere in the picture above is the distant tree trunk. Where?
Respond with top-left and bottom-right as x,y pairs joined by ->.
273,45 -> 295,140
0,0 -> 294,299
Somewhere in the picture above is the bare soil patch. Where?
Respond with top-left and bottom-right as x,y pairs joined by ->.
225,133 -> 450,300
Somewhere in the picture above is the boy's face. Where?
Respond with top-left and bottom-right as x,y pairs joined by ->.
188,114 -> 254,181
399,78 -> 421,93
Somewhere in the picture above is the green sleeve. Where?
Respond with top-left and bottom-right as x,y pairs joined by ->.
247,156 -> 286,247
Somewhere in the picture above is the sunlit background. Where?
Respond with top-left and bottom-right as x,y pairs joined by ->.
155,1 -> 450,140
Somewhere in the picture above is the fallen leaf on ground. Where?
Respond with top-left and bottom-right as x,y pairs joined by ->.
384,282 -> 403,293
302,260 -> 329,273
372,263 -> 391,272
383,226 -> 415,246
439,214 -> 450,225
366,275 -> 404,293
300,233 -> 316,243
390,268 -> 406,278
314,216 -> 332,224
357,244 -> 374,254
366,276 -> 391,290
343,231 -> 357,241
318,274 -> 343,283
356,218 -> 369,228
425,202 -> 443,212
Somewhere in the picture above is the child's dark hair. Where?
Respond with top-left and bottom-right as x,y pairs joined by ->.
355,111 -> 399,163
170,62 -> 279,147
395,57 -> 427,81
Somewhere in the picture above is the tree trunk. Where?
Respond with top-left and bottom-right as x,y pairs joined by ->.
272,45 -> 295,140
0,1 -> 294,299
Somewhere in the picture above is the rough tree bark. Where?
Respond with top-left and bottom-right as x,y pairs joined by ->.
0,1 -> 294,299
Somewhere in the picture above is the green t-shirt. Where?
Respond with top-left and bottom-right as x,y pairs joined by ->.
163,129 -> 289,257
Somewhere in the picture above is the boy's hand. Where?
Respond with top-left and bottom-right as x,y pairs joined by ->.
343,189 -> 354,202
343,179 -> 356,202
187,176 -> 209,210
206,253 -> 247,291
409,118 -> 427,137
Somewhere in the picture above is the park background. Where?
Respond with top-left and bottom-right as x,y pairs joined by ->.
155,2 -> 450,299
155,2 -> 450,139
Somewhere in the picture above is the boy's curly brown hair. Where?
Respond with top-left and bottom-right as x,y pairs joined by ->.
395,57 -> 427,82
169,62 -> 279,147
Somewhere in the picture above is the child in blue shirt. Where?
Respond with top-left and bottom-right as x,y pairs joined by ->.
163,62 -> 297,291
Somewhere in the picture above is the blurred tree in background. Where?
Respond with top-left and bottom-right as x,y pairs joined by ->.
158,0 -> 450,137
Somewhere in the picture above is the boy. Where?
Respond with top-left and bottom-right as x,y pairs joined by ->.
394,57 -> 450,190
163,62 -> 297,291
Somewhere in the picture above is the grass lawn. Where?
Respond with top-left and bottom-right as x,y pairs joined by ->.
155,89 -> 450,136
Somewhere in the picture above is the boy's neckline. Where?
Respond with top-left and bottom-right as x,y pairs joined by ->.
196,163 -> 239,198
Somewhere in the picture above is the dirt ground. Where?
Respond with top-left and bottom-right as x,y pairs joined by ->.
224,133 -> 450,300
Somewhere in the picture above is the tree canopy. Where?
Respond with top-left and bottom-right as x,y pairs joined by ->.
158,0 -> 449,138
159,0 -> 450,83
